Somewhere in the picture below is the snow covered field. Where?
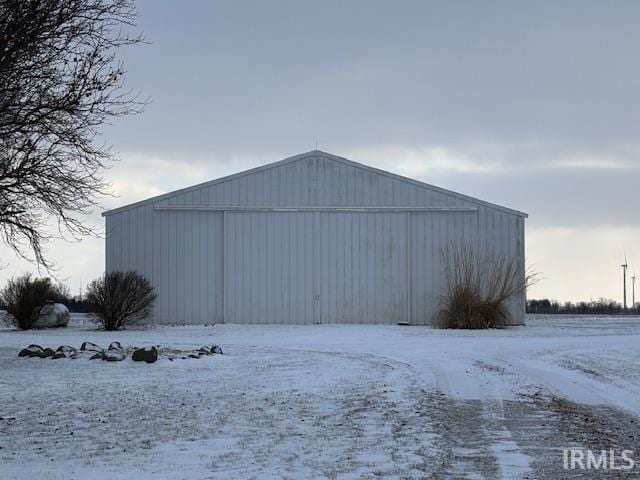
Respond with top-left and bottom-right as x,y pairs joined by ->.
1,314 -> 639,479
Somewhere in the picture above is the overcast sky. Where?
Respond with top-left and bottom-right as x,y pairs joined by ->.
2,0 -> 639,302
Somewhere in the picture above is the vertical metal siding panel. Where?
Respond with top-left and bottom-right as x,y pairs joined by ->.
232,211 -> 239,323
285,213 -> 294,323
160,210 -> 169,323
265,210 -> 273,323
235,212 -> 242,323
261,212 -> 269,322
231,211 -> 238,324
105,215 -> 114,273
117,213 -> 124,271
519,216 -> 526,323
275,164 -> 283,205
131,209 -> 137,271
197,206 -> 206,324
251,213 -> 259,322
176,198 -> 184,323
196,192 -> 204,323
310,157 -> 318,205
422,212 -> 430,324
192,193 -> 200,323
223,212 -> 231,323
347,164 -> 355,205
313,212 -> 320,324
163,210 -> 172,325
170,210 -> 178,322
280,213 -> 288,323
297,159 -> 306,206
305,213 -> 313,323
153,210 -> 160,323
116,212 -> 122,270
337,214 -> 345,322
259,212 -> 265,322
375,214 -> 383,321
429,213 -> 436,323
326,159 -> 335,206
409,213 -> 419,324
296,212 -> 304,321
238,212 -> 246,323
123,210 -> 129,270
268,168 -> 275,206
114,214 -> 122,271
368,214 -> 376,322
341,214 -> 349,322
319,212 -> 328,323
352,214 -> 361,322
161,210 -> 169,323
202,209 -> 210,324
184,195 -> 192,324
215,212 -> 224,323
248,174 -> 256,205
121,210 -> 129,270
144,206 -> 153,287
292,213 -> 300,322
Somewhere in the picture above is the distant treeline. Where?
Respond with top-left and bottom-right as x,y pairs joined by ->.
64,298 -> 94,313
527,298 -> 640,315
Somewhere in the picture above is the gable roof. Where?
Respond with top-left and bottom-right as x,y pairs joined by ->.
103,150 -> 527,217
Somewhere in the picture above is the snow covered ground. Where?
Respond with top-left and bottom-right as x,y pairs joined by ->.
1,314 -> 639,479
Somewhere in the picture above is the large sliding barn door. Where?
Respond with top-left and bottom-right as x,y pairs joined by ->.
223,211 -> 408,324
317,212 -> 408,324
224,212 -> 316,324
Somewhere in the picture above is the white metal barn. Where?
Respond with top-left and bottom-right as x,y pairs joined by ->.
104,151 -> 527,325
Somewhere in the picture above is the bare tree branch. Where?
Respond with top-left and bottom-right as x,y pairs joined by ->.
0,0 -> 145,268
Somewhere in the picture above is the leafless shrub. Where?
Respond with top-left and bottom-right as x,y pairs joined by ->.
0,273 -> 56,329
86,271 -> 156,331
435,244 -> 538,329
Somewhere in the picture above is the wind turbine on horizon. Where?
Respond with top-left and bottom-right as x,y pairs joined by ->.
632,271 -> 636,308
622,252 -> 628,310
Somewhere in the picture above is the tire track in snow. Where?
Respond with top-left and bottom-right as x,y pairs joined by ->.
474,363 -> 532,480
496,352 -> 640,416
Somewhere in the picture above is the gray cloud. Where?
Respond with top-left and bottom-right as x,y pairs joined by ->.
3,0 -> 640,302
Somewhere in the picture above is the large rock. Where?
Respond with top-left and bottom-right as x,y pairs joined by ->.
80,342 -> 104,353
41,348 -> 56,358
18,344 -> 44,357
103,351 -> 126,362
56,345 -> 77,356
32,303 -> 70,328
131,346 -> 158,363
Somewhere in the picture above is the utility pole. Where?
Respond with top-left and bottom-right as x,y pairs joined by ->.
632,274 -> 636,308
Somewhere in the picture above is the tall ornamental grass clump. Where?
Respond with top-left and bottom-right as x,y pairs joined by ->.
435,245 -> 537,329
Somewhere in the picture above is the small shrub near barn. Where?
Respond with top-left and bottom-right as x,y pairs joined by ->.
86,271 -> 156,331
436,245 -> 537,329
0,274 -> 57,330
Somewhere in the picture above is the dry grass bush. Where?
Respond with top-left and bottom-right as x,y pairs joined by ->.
435,244 -> 538,329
